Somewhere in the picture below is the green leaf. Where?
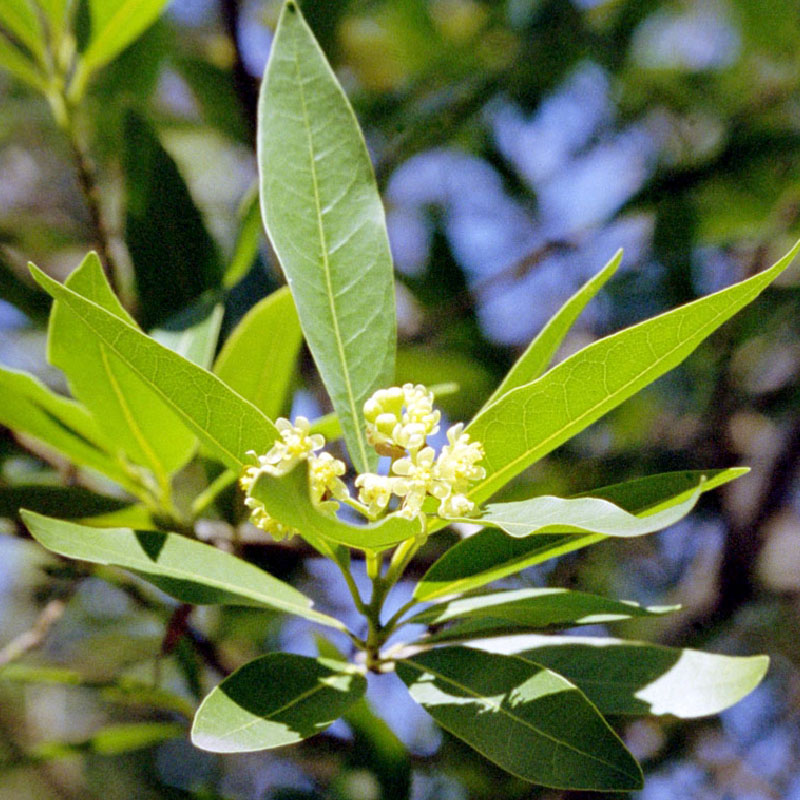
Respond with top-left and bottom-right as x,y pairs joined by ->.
81,0 -> 170,74
48,252 -> 197,479
20,510 -> 346,630
258,0 -> 396,473
214,287 -> 302,420
249,467 -> 422,551
0,33 -> 46,89
123,111 -> 223,329
0,1 -> 45,62
152,299 -> 224,370
396,646 -> 642,790
0,365 -> 135,491
29,261 -> 279,471
415,468 -> 745,601
409,588 -> 677,630
34,722 -> 185,759
224,185 -> 262,289
465,241 -> 800,505
0,485 -> 133,522
36,0 -> 71,42
464,487 -> 699,538
484,250 -> 622,407
473,635 -> 769,718
191,653 -> 367,753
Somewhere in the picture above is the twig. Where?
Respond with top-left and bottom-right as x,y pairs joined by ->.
0,598 -> 67,666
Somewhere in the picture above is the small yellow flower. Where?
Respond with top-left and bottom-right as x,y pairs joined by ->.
364,384 -> 441,453
434,423 -> 486,494
259,416 -> 325,476
239,464 -> 299,540
391,446 -> 449,519
437,492 -> 475,519
355,472 -> 394,517
308,451 -> 349,507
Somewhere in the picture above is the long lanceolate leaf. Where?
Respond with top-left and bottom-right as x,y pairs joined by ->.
21,511 -> 346,630
484,250 -> 622,407
415,468 -> 746,602
258,1 -> 396,473
396,647 -> 643,791
465,241 -> 800,506
29,262 -> 279,471
472,635 -> 769,719
192,654 -> 367,753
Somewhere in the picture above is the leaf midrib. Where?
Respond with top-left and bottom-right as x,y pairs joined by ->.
290,28 -> 369,472
400,656 -> 637,780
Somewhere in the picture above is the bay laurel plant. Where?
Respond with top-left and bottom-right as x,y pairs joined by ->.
4,0 -> 797,792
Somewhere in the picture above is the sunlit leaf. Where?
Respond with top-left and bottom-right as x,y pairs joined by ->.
0,33 -> 46,89
30,261 -> 279,471
152,299 -> 224,369
21,511 -> 346,630
415,468 -> 746,601
192,653 -> 367,753
396,646 -> 642,790
0,1 -> 45,62
214,287 -> 302,420
471,635 -> 769,718
258,1 -> 396,472
465,241 -> 800,505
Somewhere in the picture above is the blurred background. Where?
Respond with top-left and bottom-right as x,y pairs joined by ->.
2,0 -> 800,797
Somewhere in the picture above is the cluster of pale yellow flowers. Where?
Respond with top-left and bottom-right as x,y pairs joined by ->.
239,384 -> 485,540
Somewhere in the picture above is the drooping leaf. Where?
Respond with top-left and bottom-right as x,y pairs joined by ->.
152,299 -> 224,369
472,635 -> 769,718
0,33 -> 46,89
80,0 -> 171,75
249,468 -> 421,552
415,468 -> 746,601
462,487 -> 699,538
484,250 -> 622,407
464,241 -> 800,505
408,587 -> 677,631
191,653 -> 367,753
214,287 -> 302,420
258,0 -> 396,472
21,510 -> 346,630
123,111 -> 223,329
29,261 -> 279,471
0,365 -> 135,491
396,646 -> 642,790
48,253 -> 198,479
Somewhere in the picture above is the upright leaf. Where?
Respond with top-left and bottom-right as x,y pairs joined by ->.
48,253 -> 197,479
258,1 -> 396,472
80,0 -> 170,74
30,262 -> 279,470
472,636 -> 769,718
21,511 -> 345,630
0,365 -> 135,491
465,241 -> 800,505
214,288 -> 302,420
409,587 -> 677,630
192,654 -> 367,753
484,250 -> 622,407
123,111 -> 223,329
415,468 -> 745,601
396,647 -> 642,790
152,300 -> 224,369
0,0 -> 45,62
224,186 -> 262,289
0,34 -> 46,89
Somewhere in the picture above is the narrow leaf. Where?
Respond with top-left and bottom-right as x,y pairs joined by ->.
0,365 -> 135,490
464,487 -> 699,538
472,635 -> 769,718
214,287 -> 302,420
21,510 -> 345,630
224,186 -> 262,288
249,468 -> 421,551
192,653 -> 366,753
0,1 -> 45,61
484,250 -> 622,406
82,0 -> 171,73
396,646 -> 642,790
465,241 -> 800,505
152,300 -> 224,369
30,261 -> 279,470
123,111 -> 223,329
258,1 -> 396,472
0,33 -> 46,88
409,587 -> 677,629
415,468 -> 745,601
49,252 -> 197,477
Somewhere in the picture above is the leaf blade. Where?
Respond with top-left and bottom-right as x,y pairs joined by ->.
396,646 -> 642,790
192,653 -> 366,753
258,1 -> 396,472
21,510 -> 345,630
466,242 -> 800,505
